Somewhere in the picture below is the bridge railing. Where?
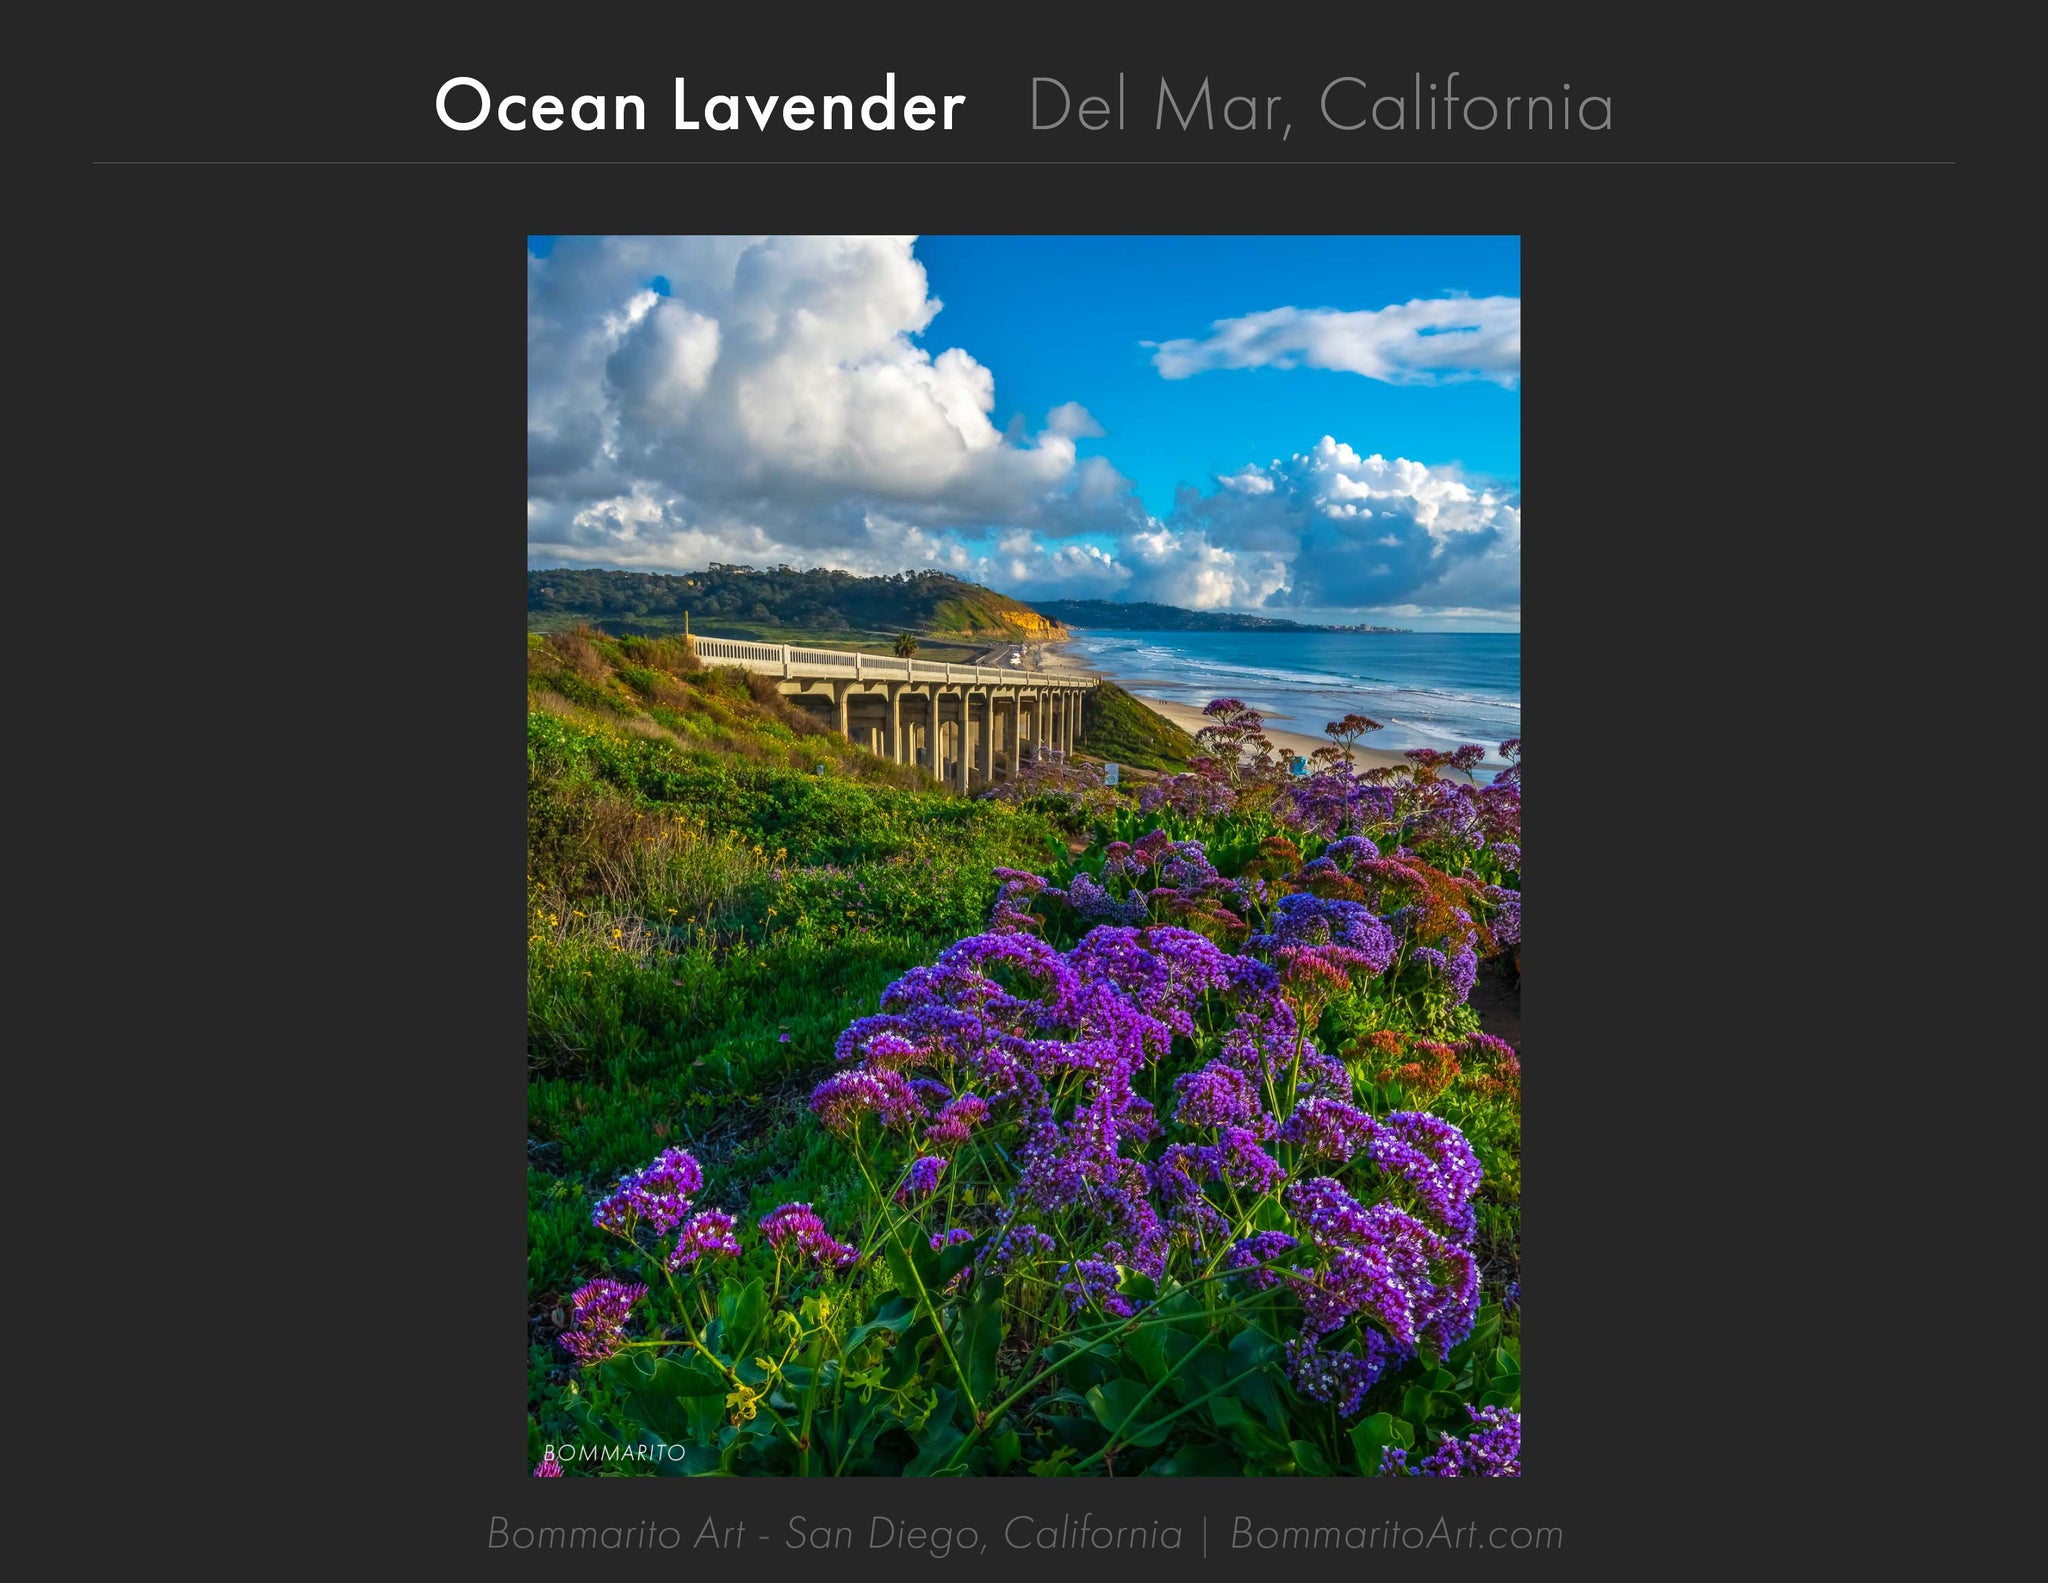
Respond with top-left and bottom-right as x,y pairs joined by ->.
691,638 -> 786,664
684,638 -> 1093,688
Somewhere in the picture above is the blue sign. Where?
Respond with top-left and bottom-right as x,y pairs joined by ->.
1291,756 -> 1309,776
1104,762 -> 1120,786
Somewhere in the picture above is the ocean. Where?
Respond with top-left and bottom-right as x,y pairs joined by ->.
1059,628 -> 1522,780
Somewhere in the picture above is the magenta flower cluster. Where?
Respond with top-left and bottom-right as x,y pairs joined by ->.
760,1202 -> 859,1270
558,1277 -> 646,1366
590,1146 -> 704,1237
797,830 -> 1498,1423
666,1209 -> 742,1272
1380,1405 -> 1521,1477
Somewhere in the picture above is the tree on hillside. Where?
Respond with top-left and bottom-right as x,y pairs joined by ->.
893,631 -> 919,658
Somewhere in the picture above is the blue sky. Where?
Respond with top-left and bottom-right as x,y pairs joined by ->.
910,235 -> 1519,518
526,236 -> 1521,627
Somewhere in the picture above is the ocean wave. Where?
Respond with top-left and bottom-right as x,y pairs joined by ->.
1386,716 -> 1508,745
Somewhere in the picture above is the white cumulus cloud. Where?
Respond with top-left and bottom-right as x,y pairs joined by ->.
1149,296 -> 1520,386
527,238 -> 1517,622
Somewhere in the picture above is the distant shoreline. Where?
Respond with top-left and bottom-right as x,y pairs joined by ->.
1037,605 -> 1411,634
1041,641 -> 1475,783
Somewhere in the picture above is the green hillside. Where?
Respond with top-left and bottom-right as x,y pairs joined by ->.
529,565 -> 1066,645
1075,679 -> 1197,772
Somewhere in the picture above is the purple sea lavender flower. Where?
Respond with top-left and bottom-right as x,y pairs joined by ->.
666,1209 -> 741,1272
1293,1045 -> 1354,1102
1062,870 -> 1151,926
1325,834 -> 1381,867
1222,1229 -> 1299,1291
810,1067 -> 923,1136
1166,1194 -> 1231,1255
558,1277 -> 645,1366
1413,1406 -> 1521,1477
1251,892 -> 1396,976
1283,1181 -> 1479,1354
1363,1111 -> 1484,1242
1145,924 -> 1237,991
935,931 -> 1080,1008
1150,1145 -> 1208,1208
759,1202 -> 860,1270
534,1451 -> 563,1477
1285,1331 -> 1395,1417
1463,1032 -> 1517,1064
988,1223 -> 1055,1269
1059,1258 -> 1137,1318
925,1093 -> 989,1146
861,1033 -> 925,1069
1173,1060 -> 1263,1129
1156,841 -> 1224,891
1484,886 -> 1521,948
1169,1126 -> 1287,1197
896,1155 -> 948,1204
589,1147 -> 703,1237
1279,1095 -> 1380,1162
930,1226 -> 976,1251
832,1013 -> 914,1065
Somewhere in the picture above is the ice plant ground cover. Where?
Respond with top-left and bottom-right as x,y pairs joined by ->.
529,660 -> 1521,1476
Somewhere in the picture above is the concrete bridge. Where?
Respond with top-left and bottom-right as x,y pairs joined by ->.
691,637 -> 1097,792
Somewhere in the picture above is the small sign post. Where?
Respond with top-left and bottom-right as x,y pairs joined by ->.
1104,762 -> 1120,787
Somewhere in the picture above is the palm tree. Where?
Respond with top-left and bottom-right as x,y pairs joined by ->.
893,631 -> 919,658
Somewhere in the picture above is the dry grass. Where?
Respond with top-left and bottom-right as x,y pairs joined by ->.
616,633 -> 702,675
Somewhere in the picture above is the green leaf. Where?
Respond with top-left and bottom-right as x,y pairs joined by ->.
599,1352 -> 728,1448
1289,1438 -> 1336,1476
1086,1378 -> 1173,1448
1174,1340 -> 1227,1403
958,1274 -> 1005,1406
1087,1377 -> 1151,1434
991,1429 -> 1022,1474
903,1387 -> 966,1475
1147,1440 -> 1241,1476
1121,1325 -> 1171,1387
883,1239 -> 922,1300
844,1294 -> 917,1349
1228,1325 -> 1280,1372
1349,1411 -> 1416,1475
717,1277 -> 767,1360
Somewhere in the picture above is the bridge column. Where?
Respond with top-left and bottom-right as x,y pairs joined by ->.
979,691 -> 993,786
927,687 -> 942,781
836,682 -> 850,741
888,685 -> 904,764
955,686 -> 971,793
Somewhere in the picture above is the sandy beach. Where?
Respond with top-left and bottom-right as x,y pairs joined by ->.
1038,640 -> 1476,782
